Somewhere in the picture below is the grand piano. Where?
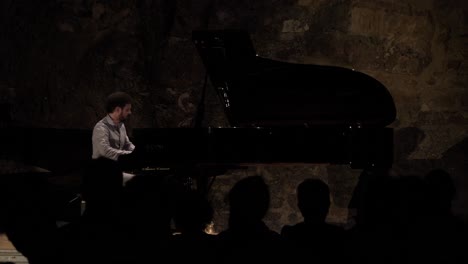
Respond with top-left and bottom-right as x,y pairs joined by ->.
128,29 -> 396,171
2,29 -> 396,178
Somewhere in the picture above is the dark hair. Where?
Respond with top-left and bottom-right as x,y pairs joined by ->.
174,190 -> 214,232
228,175 -> 270,222
298,178 -> 330,204
297,178 -> 330,220
105,91 -> 132,113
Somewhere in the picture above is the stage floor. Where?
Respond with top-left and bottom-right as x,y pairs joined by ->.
0,235 -> 28,263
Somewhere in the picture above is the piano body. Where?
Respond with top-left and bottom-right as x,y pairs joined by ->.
129,29 -> 396,170
2,29 -> 396,178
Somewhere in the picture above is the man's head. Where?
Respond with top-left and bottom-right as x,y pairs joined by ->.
106,91 -> 132,121
297,178 -> 330,223
228,175 -> 270,227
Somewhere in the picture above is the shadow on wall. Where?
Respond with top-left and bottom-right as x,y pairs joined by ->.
393,127 -> 426,162
440,136 -> 468,221
393,127 -> 468,222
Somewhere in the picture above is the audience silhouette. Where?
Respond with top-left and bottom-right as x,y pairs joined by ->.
1,165 -> 467,264
422,168 -> 466,264
215,175 -> 285,263
0,173 -> 63,264
169,189 -> 216,263
117,173 -> 176,263
281,178 -> 345,263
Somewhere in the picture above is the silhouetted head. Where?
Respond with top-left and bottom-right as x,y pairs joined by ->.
388,175 -> 426,225
350,169 -> 392,229
228,175 -> 270,227
297,178 -> 330,223
81,158 -> 123,207
174,190 -> 214,234
0,173 -> 58,262
122,174 -> 175,234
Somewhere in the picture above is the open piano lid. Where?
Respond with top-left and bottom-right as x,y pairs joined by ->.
192,29 -> 396,128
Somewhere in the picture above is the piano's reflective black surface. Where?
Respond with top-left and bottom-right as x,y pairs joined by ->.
127,126 -> 393,170
127,29 -> 396,170
2,29 -> 396,175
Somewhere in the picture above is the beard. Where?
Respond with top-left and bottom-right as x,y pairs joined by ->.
119,113 -> 128,122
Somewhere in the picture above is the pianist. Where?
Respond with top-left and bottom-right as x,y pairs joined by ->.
91,91 -> 135,162
82,91 -> 135,218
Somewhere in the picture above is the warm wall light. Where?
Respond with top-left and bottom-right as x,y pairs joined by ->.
204,221 -> 217,235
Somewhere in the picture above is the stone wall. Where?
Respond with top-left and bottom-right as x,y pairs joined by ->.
1,0 -> 467,232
